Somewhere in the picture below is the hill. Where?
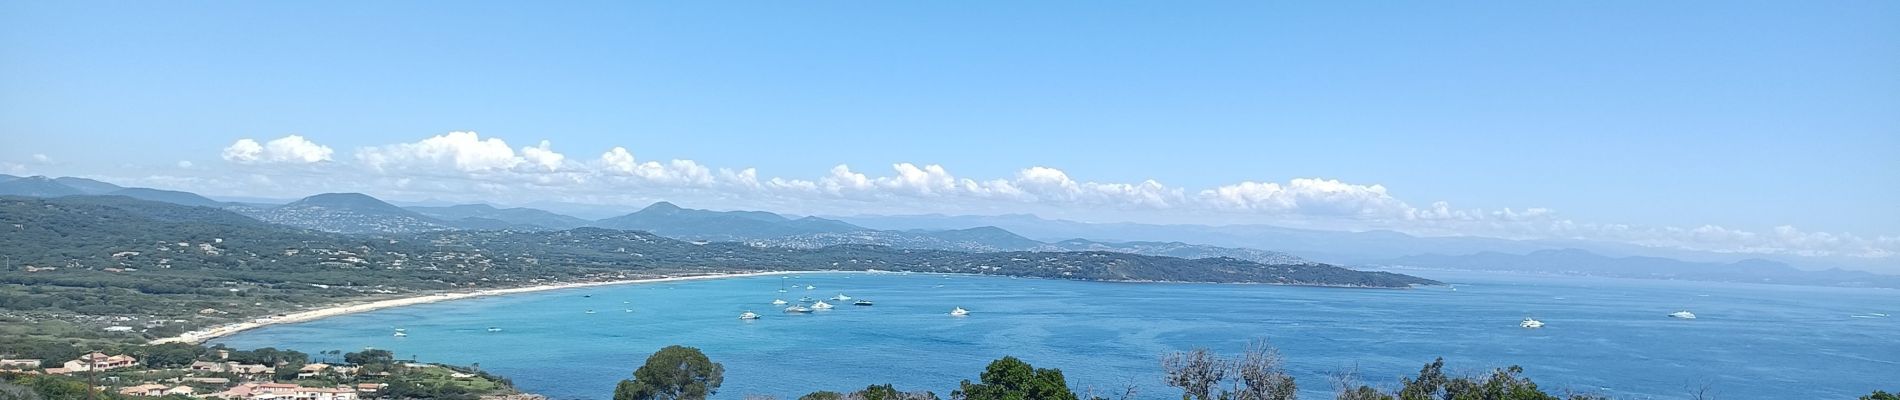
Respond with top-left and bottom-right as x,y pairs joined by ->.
408,203 -> 592,230
239,193 -> 453,234
105,187 -> 227,207
51,176 -> 125,194
592,201 -> 866,240
0,176 -> 88,197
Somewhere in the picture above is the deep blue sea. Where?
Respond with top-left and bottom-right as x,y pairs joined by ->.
216,271 -> 1897,399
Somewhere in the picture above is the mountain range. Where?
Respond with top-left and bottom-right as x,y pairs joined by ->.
3,174 -> 1892,287
0,176 -> 1312,265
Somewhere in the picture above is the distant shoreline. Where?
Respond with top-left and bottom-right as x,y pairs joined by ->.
151,270 -> 816,345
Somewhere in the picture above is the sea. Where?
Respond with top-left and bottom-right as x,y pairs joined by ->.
216,270 -> 1898,399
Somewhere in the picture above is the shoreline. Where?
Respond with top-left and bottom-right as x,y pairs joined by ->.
151,270 -> 814,345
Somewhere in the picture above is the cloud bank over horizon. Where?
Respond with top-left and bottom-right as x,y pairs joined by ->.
12,131 -> 1895,260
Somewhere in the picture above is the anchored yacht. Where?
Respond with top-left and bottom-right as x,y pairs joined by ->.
1520,317 -> 1545,329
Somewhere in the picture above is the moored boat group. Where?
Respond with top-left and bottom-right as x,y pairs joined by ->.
741,276 -> 967,320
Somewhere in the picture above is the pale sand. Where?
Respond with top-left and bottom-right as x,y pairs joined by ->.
151,270 -> 817,344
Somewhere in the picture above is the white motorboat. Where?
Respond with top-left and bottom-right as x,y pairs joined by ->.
784,305 -> 812,313
772,299 -> 789,305
585,310 -> 596,314
832,294 -> 852,301
811,301 -> 835,310
1519,317 -> 1544,329
739,311 -> 761,320
393,331 -> 408,337
486,327 -> 502,332
806,285 -> 816,290
950,307 -> 970,316
1669,310 -> 1697,319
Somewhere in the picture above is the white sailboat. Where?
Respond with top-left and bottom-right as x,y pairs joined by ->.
950,307 -> 970,316
811,301 -> 835,310
1519,317 -> 1544,329
1668,310 -> 1697,319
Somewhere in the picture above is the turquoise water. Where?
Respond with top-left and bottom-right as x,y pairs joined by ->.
217,271 -> 1898,399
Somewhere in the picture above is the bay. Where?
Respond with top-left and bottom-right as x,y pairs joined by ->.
217,271 -> 1898,399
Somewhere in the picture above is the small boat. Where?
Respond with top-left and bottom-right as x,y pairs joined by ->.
739,311 -> 761,320
799,296 -> 814,302
950,307 -> 970,316
486,327 -> 502,332
772,299 -> 789,305
1519,317 -> 1544,329
1668,310 -> 1697,319
784,305 -> 812,313
394,328 -> 406,332
811,301 -> 835,310
832,294 -> 852,301
624,309 -> 634,313
853,299 -> 874,306
585,310 -> 596,314
806,285 -> 816,290
393,331 -> 408,337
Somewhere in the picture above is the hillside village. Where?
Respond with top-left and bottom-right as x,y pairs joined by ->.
0,345 -> 521,400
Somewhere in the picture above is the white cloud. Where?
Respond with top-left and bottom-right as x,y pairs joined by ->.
357,131 -> 527,172
1198,178 -> 1409,217
31,154 -> 51,164
177,161 -> 194,168
222,135 -> 333,164
521,140 -> 565,171
595,147 -> 714,186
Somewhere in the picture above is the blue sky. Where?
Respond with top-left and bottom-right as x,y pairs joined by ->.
2,1 -> 1896,258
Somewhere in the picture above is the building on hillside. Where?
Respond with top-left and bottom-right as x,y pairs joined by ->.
211,383 -> 360,400
58,352 -> 138,372
297,363 -> 330,378
117,384 -> 192,397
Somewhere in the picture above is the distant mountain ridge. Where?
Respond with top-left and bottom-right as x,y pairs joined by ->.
408,204 -> 592,230
592,201 -> 866,240
237,193 -> 454,234
1383,249 -> 1900,289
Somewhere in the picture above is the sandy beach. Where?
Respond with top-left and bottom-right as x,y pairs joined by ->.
152,270 -> 810,344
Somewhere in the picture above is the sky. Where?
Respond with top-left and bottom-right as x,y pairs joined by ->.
1,1 -> 1896,260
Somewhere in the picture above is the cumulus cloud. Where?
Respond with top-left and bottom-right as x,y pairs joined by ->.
596,147 -> 714,186
1199,178 -> 1410,217
357,131 -> 534,172
222,135 -> 334,164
